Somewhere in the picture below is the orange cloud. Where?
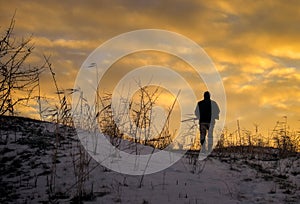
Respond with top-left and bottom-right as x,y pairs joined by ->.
1,0 -> 299,133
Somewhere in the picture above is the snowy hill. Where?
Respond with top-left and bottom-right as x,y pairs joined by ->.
0,116 -> 299,203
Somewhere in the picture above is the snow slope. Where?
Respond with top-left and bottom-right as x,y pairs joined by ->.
0,116 -> 299,203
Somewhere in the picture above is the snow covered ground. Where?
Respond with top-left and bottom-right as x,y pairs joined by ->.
1,116 -> 299,203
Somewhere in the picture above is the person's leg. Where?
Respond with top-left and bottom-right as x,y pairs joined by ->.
207,121 -> 215,152
200,123 -> 209,153
199,123 -> 207,145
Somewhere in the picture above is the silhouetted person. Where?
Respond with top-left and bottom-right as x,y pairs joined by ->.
195,91 -> 220,152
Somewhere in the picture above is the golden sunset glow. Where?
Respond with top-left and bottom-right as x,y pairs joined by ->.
1,0 -> 299,134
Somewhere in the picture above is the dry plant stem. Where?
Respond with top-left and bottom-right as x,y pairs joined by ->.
139,90 -> 180,188
215,116 -> 298,158
43,55 -> 61,104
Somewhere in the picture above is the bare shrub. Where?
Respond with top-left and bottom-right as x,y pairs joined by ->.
0,15 -> 43,116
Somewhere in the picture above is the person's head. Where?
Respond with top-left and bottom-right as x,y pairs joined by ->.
204,91 -> 210,100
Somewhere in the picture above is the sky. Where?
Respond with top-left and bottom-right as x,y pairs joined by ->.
1,0 -> 299,135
